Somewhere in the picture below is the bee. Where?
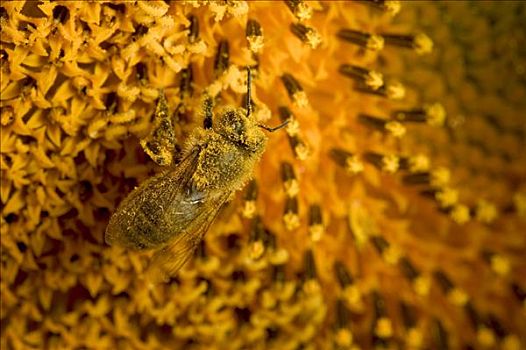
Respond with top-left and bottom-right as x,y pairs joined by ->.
105,67 -> 287,280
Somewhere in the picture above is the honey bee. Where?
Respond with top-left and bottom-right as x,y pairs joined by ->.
105,67 -> 287,280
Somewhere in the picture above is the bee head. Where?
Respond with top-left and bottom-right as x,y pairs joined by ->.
215,107 -> 267,152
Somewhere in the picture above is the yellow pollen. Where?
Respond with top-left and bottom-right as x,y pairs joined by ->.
413,33 -> 433,55
385,121 -> 406,137
286,118 -> 300,136
283,212 -> 300,231
375,317 -> 393,338
306,29 -> 322,49
269,249 -> 289,265
303,280 -> 321,295
293,91 -> 309,108
490,255 -> 510,276
383,245 -> 402,265
424,103 -> 446,126
381,154 -> 400,173
502,335 -> 521,350
335,328 -> 353,347
385,1 -> 402,16
284,179 -> 300,197
295,2 -> 313,21
247,35 -> 264,54
365,71 -> 384,90
435,187 -> 459,208
343,285 -> 363,311
295,142 -> 311,160
309,224 -> 324,242
249,241 -> 265,260
407,328 -> 424,348
475,200 -> 498,223
345,155 -> 364,175
450,204 -> 470,224
477,327 -> 496,347
367,35 -> 385,51
447,287 -> 469,306
413,275 -> 431,296
242,200 -> 257,219
386,81 -> 405,100
430,167 -> 451,187
409,154 -> 430,173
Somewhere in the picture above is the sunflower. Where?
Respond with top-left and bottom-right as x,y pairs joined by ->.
1,1 -> 525,349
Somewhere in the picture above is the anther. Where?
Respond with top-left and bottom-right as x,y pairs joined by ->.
434,270 -> 469,306
337,29 -> 384,51
335,298 -> 350,329
283,196 -> 300,230
403,172 -> 431,185
330,148 -> 364,175
434,187 -> 459,209
358,114 -> 405,137
53,5 -> 70,24
481,250 -> 510,276
308,204 -> 323,241
249,216 -> 266,259
400,154 -> 430,173
242,180 -> 258,219
179,65 -> 194,99
381,32 -> 433,55
214,40 -> 230,76
339,64 -> 384,91
358,0 -> 401,16
403,167 -> 450,187
399,257 -> 430,295
281,73 -> 308,107
303,249 -> 317,282
372,291 -> 393,341
464,303 -> 498,347
399,257 -> 418,281
371,235 -> 389,255
449,204 -> 471,224
288,134 -> 310,160
278,106 -> 299,136
392,103 -> 446,127
290,23 -> 321,49
334,299 -> 353,347
281,162 -> 299,197
135,62 -> 147,83
433,270 -> 454,293
246,19 -> 264,53
356,80 -> 405,100
464,302 -> 482,331
334,261 -> 354,288
187,15 -> 199,43
284,0 -> 312,21
272,264 -> 286,284
364,152 -> 400,173
400,302 -> 416,329
475,200 -> 498,224
432,318 -> 449,350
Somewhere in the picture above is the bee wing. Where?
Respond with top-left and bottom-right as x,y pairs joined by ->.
106,147 -> 208,250
148,189 -> 230,280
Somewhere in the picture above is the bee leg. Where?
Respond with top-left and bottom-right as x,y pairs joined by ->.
202,94 -> 214,129
140,90 -> 179,166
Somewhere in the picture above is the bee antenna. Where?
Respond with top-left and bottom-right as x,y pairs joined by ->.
258,119 -> 290,133
246,66 -> 252,118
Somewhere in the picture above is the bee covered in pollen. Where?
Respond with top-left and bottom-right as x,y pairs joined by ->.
105,68 -> 287,280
